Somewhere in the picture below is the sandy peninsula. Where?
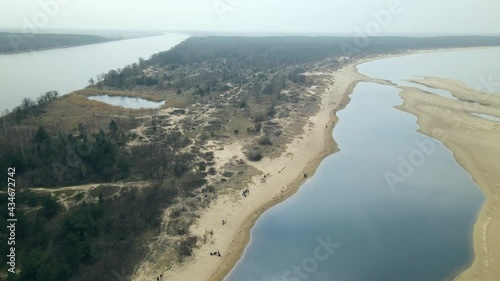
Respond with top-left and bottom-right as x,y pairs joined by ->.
397,78 -> 500,281
133,49 -> 499,281
130,58 -> 390,281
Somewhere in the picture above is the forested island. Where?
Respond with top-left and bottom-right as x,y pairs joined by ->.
1,36 -> 500,281
0,32 -> 113,54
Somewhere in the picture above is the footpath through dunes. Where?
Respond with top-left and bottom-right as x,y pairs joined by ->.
29,181 -> 150,210
131,61 -> 392,281
397,81 -> 500,281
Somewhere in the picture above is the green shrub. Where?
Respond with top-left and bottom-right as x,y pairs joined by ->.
258,136 -> 273,146
246,148 -> 263,161
178,236 -> 198,260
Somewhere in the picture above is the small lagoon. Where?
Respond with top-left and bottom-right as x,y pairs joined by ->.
0,33 -> 188,112
88,95 -> 166,109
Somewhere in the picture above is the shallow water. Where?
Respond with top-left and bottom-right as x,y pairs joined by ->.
0,33 -> 188,112
225,49 -> 492,281
471,113 -> 500,122
404,81 -> 457,100
88,95 -> 165,109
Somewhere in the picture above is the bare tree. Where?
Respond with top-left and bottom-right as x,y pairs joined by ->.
151,112 -> 158,132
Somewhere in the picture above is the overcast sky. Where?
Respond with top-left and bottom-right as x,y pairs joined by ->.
1,0 -> 499,35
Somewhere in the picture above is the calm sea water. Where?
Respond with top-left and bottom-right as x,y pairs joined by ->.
0,33 -> 188,112
225,49 -> 491,281
358,48 -> 500,97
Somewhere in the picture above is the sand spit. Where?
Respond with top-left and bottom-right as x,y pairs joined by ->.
130,60 -> 389,281
134,48 -> 499,281
397,80 -> 500,281
409,77 -> 500,110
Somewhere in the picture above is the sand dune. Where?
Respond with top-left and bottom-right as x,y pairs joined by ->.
133,60 -> 387,281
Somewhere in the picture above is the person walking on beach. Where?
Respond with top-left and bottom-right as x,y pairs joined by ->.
242,189 -> 250,197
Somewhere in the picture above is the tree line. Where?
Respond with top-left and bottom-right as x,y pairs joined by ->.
0,33 -> 111,54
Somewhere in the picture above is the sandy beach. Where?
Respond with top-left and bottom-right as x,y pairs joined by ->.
397,79 -> 500,281
129,58 -> 390,281
132,49 -> 500,281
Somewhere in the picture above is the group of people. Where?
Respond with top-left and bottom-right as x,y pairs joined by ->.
156,274 -> 163,281
222,219 -> 228,225
242,189 -> 250,197
210,251 -> 222,257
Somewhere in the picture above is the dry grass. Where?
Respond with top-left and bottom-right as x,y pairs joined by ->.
29,88 -> 198,135
164,96 -> 192,108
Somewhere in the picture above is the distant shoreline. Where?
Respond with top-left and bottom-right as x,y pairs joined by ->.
0,41 -> 114,56
0,32 -> 170,56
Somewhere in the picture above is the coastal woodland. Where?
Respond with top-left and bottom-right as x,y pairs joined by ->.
2,36 -> 500,281
0,32 -> 112,54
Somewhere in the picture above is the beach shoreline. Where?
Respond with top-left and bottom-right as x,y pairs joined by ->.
207,63 -> 391,281
140,56 -> 389,281
207,48 -> 500,281
396,80 -> 500,281
134,46 -> 500,281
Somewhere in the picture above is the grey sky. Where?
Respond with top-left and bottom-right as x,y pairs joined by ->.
1,0 -> 499,35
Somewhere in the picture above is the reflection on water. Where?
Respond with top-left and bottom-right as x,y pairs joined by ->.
88,95 -> 165,109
